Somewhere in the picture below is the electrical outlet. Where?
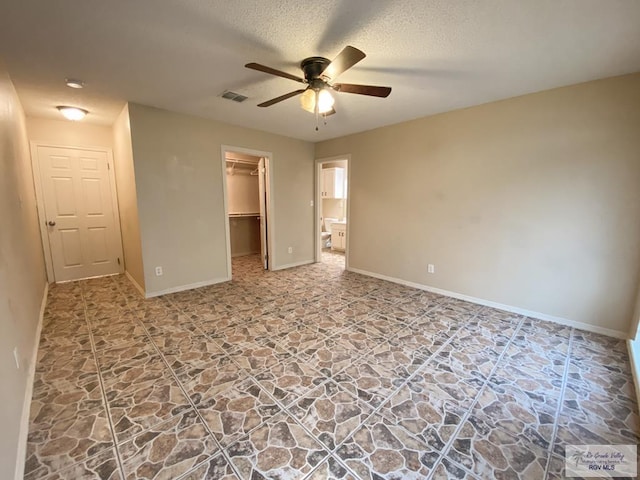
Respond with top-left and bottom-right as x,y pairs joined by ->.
427,264 -> 435,274
13,347 -> 19,369
155,266 -> 163,276
288,247 -> 293,254
310,200 -> 314,207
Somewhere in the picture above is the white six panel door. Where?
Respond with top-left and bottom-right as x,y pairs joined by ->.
37,145 -> 123,282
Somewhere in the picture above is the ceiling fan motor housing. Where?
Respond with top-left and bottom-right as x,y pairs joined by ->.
300,57 -> 331,81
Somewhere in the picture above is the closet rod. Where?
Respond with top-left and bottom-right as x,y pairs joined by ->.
225,158 -> 258,166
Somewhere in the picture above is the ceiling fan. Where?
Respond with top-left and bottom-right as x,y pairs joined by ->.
245,46 -> 391,119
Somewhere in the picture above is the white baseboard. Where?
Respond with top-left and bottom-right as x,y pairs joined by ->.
347,266 -> 628,340
125,271 -> 145,298
627,340 -> 640,408
145,277 -> 230,298
272,259 -> 314,271
15,281 -> 48,480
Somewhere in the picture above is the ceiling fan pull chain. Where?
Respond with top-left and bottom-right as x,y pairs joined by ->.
315,90 -> 320,131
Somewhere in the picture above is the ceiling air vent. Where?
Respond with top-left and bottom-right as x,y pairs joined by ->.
221,91 -> 248,103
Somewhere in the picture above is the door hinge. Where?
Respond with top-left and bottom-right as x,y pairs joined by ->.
117,257 -> 121,265
107,163 -> 111,170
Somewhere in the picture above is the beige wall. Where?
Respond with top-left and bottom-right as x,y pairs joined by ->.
227,169 -> 259,214
26,116 -> 113,149
230,216 -> 261,257
322,199 -> 345,222
112,105 -> 145,290
127,103 -> 314,294
0,68 -> 47,479
316,73 -> 640,336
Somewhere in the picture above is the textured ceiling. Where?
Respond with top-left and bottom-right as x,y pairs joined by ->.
1,0 -> 639,142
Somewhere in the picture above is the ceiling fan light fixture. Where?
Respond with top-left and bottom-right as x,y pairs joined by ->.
57,106 -> 88,121
299,88 -> 334,114
317,89 -> 335,113
300,89 -> 316,113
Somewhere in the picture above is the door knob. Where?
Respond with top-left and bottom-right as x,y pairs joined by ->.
47,221 -> 56,226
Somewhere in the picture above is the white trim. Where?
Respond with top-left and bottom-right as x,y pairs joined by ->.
29,142 -> 55,281
347,266 -> 628,339
271,259 -> 314,271
145,276 -> 230,298
15,282 -> 48,480
627,340 -> 640,413
220,147 -> 232,280
125,271 -> 145,298
29,142 -> 125,282
220,145 -> 274,274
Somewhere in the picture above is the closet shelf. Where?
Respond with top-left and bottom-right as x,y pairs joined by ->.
229,212 -> 260,218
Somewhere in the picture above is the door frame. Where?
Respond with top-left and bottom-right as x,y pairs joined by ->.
30,142 -> 125,283
221,145 -> 274,277
315,154 -> 351,267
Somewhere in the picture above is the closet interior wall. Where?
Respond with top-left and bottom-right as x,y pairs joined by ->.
226,157 -> 261,257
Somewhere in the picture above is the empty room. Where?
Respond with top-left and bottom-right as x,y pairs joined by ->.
1,1 -> 639,479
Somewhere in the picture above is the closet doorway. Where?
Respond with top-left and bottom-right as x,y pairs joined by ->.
315,155 -> 350,269
221,146 -> 273,276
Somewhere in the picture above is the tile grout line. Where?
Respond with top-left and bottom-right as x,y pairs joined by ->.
115,280 -> 247,480
162,291 -> 438,479
310,305 -> 486,477
80,282 -> 126,478
426,315 -> 527,479
27,280 -> 448,475
296,305 -> 482,477
40,270 -> 482,478
95,273 -> 508,478
294,309 -> 475,479
542,327 -> 574,477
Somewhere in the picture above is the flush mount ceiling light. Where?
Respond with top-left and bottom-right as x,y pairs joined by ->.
57,106 -> 88,121
65,78 -> 84,89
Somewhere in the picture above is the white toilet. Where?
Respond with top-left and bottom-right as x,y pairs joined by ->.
321,217 -> 338,248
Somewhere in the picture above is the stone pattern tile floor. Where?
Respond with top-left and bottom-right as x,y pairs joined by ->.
26,255 -> 639,479
321,249 -> 345,269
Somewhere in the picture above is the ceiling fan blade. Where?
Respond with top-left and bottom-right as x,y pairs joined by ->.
257,89 -> 306,107
333,83 -> 392,97
321,46 -> 366,80
245,63 -> 305,83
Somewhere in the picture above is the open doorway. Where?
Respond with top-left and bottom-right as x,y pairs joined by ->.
316,156 -> 350,269
221,146 -> 273,278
